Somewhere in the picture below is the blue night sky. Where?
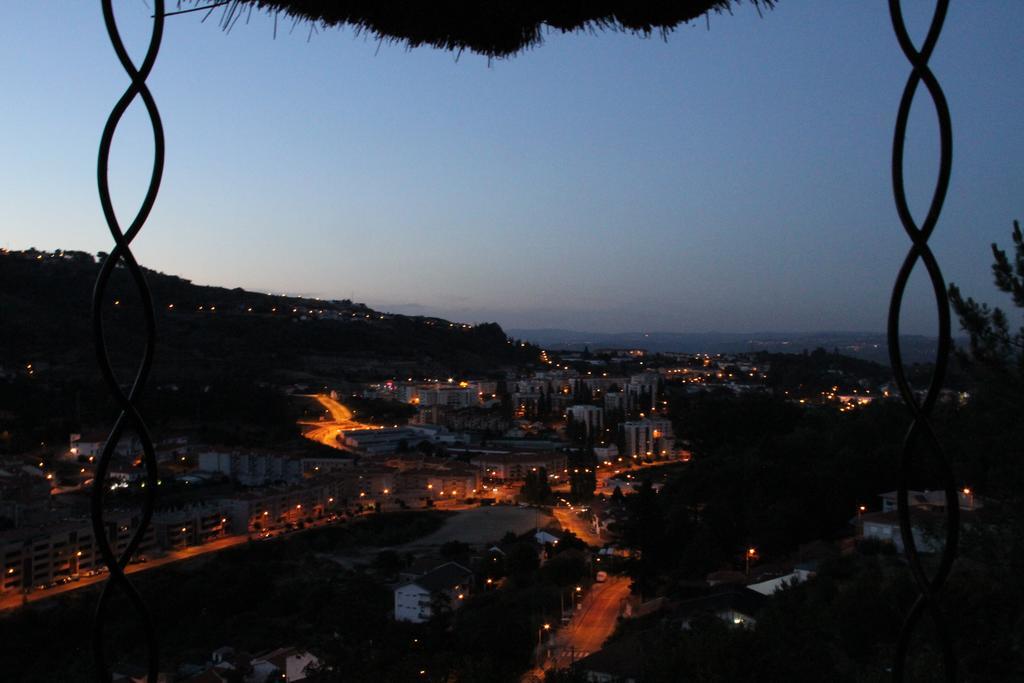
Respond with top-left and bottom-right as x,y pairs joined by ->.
1,2 -> 1022,335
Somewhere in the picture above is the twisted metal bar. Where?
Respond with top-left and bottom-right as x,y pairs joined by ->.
91,1 -> 164,680
886,1 -> 958,680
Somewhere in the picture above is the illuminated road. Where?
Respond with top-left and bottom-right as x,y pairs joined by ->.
548,576 -> 630,670
552,506 -> 603,547
0,533 -> 250,612
595,457 -> 684,489
0,510 -> 359,612
299,393 -> 376,449
521,576 -> 630,681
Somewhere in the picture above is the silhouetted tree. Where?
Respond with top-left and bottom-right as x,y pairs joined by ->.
521,468 -> 552,504
949,219 -> 1024,407
506,543 -> 540,585
611,485 -> 625,504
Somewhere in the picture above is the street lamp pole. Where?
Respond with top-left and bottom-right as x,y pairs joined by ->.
536,623 -> 550,667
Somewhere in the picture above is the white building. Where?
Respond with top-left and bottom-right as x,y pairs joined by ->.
394,562 -> 473,623
69,431 -> 140,459
626,373 -> 659,413
622,418 -> 674,460
417,386 -> 477,408
603,392 -> 624,413
566,404 -> 604,437
198,450 -> 301,486
860,510 -> 943,554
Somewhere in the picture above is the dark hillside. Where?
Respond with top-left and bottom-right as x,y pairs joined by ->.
0,248 -> 540,451
0,248 -> 539,383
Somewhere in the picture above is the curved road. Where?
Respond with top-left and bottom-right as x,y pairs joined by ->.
299,394 -> 376,449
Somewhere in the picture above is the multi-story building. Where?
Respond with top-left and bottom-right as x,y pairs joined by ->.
604,392 -> 625,413
510,391 -> 542,418
198,449 -> 302,486
417,386 -> 477,409
466,380 -> 499,401
442,407 -> 509,433
470,451 -> 568,481
223,479 -> 346,534
579,376 -> 627,395
622,418 -> 675,459
395,383 -> 420,404
300,453 -> 357,477
626,372 -> 660,413
508,379 -> 551,395
412,404 -> 448,425
151,503 -> 231,550
1,512 -> 157,594
395,465 -> 482,500
566,404 -> 604,436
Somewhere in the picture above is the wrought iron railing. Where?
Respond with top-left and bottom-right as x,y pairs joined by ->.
886,0 -> 958,680
91,1 -> 164,680
83,1 -> 963,680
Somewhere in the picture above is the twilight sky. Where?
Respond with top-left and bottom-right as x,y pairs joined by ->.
1,2 -> 1022,334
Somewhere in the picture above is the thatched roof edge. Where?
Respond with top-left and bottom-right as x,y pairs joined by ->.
196,1 -> 775,58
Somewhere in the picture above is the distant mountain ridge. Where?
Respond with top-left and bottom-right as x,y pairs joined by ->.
508,328 -> 951,365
